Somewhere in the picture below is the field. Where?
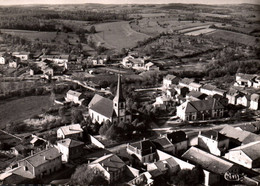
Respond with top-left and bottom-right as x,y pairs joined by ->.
89,21 -> 150,51
185,28 -> 216,36
1,29 -> 80,45
208,29 -> 259,47
0,95 -> 52,129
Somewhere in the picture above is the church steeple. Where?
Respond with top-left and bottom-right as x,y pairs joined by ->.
113,74 -> 126,117
113,74 -> 125,102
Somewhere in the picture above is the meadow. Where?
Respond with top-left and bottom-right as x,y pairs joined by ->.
88,21 -> 150,51
0,95 -> 52,129
208,30 -> 259,47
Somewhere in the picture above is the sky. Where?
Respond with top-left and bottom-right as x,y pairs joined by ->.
0,0 -> 259,5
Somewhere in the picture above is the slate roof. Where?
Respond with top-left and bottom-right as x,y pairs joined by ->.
219,125 -> 260,144
59,124 -> 83,136
251,93 -> 260,102
179,78 -> 194,85
113,75 -> 125,102
189,82 -> 202,89
201,84 -> 216,91
200,130 -> 228,141
152,137 -> 173,149
89,94 -> 115,118
237,73 -> 256,81
91,154 -> 125,172
166,131 -> 187,144
130,139 -> 156,156
182,147 -> 234,175
187,90 -> 206,99
164,74 -> 177,81
20,147 -> 61,168
183,99 -> 224,113
57,138 -> 84,148
67,90 -> 82,97
230,141 -> 260,161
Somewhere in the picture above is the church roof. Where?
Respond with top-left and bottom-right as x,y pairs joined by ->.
89,94 -> 115,118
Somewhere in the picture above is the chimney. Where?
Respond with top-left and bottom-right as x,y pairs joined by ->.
211,135 -> 213,139
143,137 -> 146,141
106,167 -> 109,171
44,156 -> 46,160
101,163 -> 104,166
199,131 -> 201,135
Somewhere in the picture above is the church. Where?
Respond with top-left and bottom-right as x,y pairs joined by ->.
88,75 -> 132,125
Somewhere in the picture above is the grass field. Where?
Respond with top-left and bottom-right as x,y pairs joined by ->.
185,28 -> 216,36
0,95 -> 52,129
89,21 -> 150,51
208,29 -> 259,47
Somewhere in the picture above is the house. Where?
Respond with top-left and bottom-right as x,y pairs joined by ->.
236,94 -> 250,107
186,90 -> 207,101
178,78 -> 194,88
152,136 -> 174,154
188,82 -> 202,92
57,124 -> 83,139
56,138 -> 84,162
250,93 -> 260,110
163,74 -> 179,88
122,55 -> 135,68
225,141 -> 260,169
64,61 -> 83,72
145,62 -> 159,71
198,130 -> 229,156
176,99 -> 224,121
127,139 -> 157,163
253,76 -> 260,89
147,157 -> 180,177
210,94 -> 229,107
226,88 -> 241,105
212,87 -> 226,97
42,67 -> 54,77
219,125 -> 260,146
174,85 -> 189,97
235,73 -> 257,88
182,147 -> 241,186
200,84 -> 216,96
129,58 -> 145,70
88,55 -> 107,66
152,96 -> 172,109
17,147 -> 62,178
41,54 -> 70,66
88,75 -> 132,125
165,131 -> 188,155
166,86 -> 177,99
0,56 -> 6,64
9,59 -> 19,68
88,154 -> 125,183
11,144 -> 27,156
12,52 -> 30,61
127,172 -> 154,186
0,52 -> 11,64
65,90 -> 85,105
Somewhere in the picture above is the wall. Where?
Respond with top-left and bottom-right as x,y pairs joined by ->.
225,150 -> 252,169
89,109 -> 111,124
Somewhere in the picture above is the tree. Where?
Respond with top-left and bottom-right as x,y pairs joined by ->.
99,120 -> 111,136
172,167 -> 204,186
90,26 -> 97,34
71,164 -> 108,186
71,108 -> 84,123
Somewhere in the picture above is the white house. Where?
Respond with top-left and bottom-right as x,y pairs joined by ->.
127,139 -> 157,163
88,75 -> 131,125
225,141 -> 260,169
250,93 -> 260,110
65,90 -> 84,105
0,56 -> 6,64
188,82 -> 202,92
145,62 -> 159,71
57,124 -> 83,139
198,130 -> 229,156
9,60 -> 18,68
163,74 -> 179,88
56,138 -> 84,162
17,147 -> 62,178
12,52 -> 30,61
88,154 -> 126,183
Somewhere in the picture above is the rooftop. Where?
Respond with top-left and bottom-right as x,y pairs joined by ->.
19,147 -> 61,168
59,124 -> 83,136
182,147 -> 234,175
152,137 -> 173,149
129,139 -> 156,156
91,154 -> 125,172
164,74 -> 177,81
230,141 -> 260,161
67,90 -> 82,97
166,131 -> 187,143
89,94 -> 115,118
57,138 -> 84,148
200,130 -> 228,141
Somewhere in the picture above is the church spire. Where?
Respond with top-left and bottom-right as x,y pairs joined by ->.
113,74 -> 125,102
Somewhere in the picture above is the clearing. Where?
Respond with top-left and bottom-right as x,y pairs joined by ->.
0,95 -> 52,129
208,29 -> 259,47
89,21 -> 149,51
